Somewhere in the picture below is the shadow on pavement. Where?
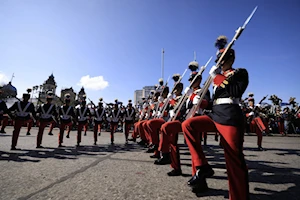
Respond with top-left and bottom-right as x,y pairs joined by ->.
178,142 -> 300,200
0,143 -> 146,163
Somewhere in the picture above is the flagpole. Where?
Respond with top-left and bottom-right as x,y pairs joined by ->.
161,48 -> 164,81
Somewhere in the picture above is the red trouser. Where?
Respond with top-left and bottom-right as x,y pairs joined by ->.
160,120 -> 182,170
141,120 -> 151,143
49,120 -> 56,132
93,122 -> 102,143
77,122 -> 88,144
277,121 -> 284,134
110,122 -> 118,142
26,119 -> 33,132
145,118 -> 165,145
59,121 -> 72,145
182,115 -> 249,200
251,117 -> 265,147
134,120 -> 148,142
124,121 -> 133,140
132,122 -> 140,139
262,118 -> 269,134
37,120 -> 55,146
1,116 -> 8,130
11,119 -> 33,148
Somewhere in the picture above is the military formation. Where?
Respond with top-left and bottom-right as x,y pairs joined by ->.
1,8 -> 299,200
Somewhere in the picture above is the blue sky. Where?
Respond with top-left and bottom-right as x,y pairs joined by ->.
0,0 -> 299,105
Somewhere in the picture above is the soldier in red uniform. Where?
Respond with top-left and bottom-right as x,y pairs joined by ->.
155,66 -> 210,177
108,100 -> 122,145
129,97 -> 149,144
0,90 -> 9,134
8,93 -> 36,150
245,97 -> 266,150
36,91 -> 58,148
123,100 -> 136,144
182,36 -> 249,200
143,90 -> 167,153
93,98 -> 106,145
76,98 -> 91,147
58,93 -> 76,147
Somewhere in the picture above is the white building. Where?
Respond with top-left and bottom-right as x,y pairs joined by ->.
134,90 -> 143,106
133,85 -> 156,106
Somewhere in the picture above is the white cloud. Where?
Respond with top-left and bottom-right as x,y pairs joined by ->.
77,75 -> 109,90
0,72 -> 9,86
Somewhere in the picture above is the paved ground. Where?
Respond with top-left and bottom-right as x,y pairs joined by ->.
0,126 -> 299,200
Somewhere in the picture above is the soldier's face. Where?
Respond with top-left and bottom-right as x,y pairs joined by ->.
248,101 -> 254,107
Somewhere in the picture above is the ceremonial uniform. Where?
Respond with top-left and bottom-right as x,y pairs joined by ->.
76,101 -> 91,146
36,92 -> 58,148
144,91 -> 168,153
108,103 -> 123,144
131,98 -> 150,145
182,46 -> 249,200
123,100 -> 136,144
0,98 -> 8,133
58,94 -> 76,147
245,99 -> 266,150
8,93 -> 36,150
93,99 -> 106,145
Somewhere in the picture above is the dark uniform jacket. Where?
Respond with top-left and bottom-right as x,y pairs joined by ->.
76,106 -> 91,124
208,68 -> 249,126
0,100 -> 8,120
59,105 -> 76,123
36,103 -> 58,122
8,101 -> 36,120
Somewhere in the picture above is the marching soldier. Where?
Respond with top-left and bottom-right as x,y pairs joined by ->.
0,90 -> 8,133
36,91 -> 58,148
130,97 -> 150,145
123,100 -> 136,144
182,37 -> 249,200
108,99 -> 123,144
245,95 -> 266,150
76,97 -> 91,147
8,93 -> 36,150
58,93 -> 76,147
93,98 -> 106,145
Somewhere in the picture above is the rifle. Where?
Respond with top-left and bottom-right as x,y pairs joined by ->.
88,98 -> 97,108
169,57 -> 212,122
157,69 -> 188,118
185,6 -> 258,120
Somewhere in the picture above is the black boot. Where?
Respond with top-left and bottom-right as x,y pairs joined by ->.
191,178 -> 209,193
128,138 -> 136,142
137,140 -> 146,146
187,165 -> 214,188
154,153 -> 171,165
146,145 -> 157,153
167,169 -> 182,176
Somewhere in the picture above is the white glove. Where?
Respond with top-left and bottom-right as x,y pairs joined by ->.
158,96 -> 164,103
249,111 -> 254,116
167,93 -> 172,98
209,65 -> 221,78
169,110 -> 175,118
192,95 -> 200,105
256,104 -> 261,107
184,87 -> 193,96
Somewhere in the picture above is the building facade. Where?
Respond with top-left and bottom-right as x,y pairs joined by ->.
133,85 -> 156,106
134,89 -> 143,106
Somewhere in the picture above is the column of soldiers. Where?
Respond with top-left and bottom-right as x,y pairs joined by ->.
126,34 -> 297,199
0,90 -> 137,149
